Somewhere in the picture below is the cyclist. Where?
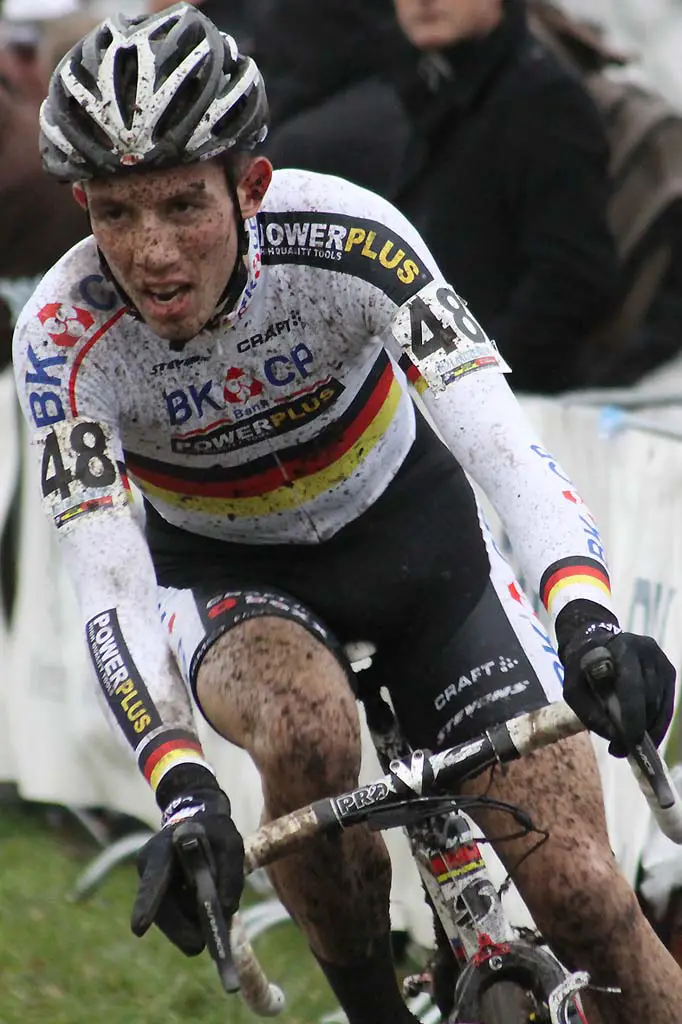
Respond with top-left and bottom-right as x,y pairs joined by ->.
12,5 -> 681,1023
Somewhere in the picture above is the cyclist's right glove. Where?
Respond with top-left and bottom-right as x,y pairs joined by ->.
130,764 -> 244,956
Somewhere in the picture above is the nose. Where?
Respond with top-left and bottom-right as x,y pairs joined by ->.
133,215 -> 181,274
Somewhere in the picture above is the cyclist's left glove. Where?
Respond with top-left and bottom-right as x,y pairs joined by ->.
130,763 -> 244,956
556,599 -> 676,757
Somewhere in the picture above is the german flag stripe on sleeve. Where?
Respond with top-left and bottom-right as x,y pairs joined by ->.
398,352 -> 428,395
138,729 -> 211,793
117,461 -> 132,495
540,556 -> 611,614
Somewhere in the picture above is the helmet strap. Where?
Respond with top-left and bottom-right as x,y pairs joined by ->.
209,160 -> 251,317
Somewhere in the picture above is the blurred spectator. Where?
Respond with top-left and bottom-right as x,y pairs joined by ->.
146,0 -> 414,196
0,8 -> 96,370
0,0 -> 79,98
254,0 -> 399,127
388,0 -> 620,394
147,0 -> 256,50
526,1 -> 682,387
252,0 -> 415,196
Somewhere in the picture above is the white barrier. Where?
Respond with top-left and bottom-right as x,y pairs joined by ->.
507,397 -> 682,885
0,369 -> 20,784
3,372 -> 682,941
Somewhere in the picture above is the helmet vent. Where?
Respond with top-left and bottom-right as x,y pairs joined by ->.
153,67 -> 206,144
66,93 -> 115,153
213,96 -> 247,140
95,24 -> 113,52
153,19 -> 205,89
69,49 -> 102,102
113,46 -> 139,130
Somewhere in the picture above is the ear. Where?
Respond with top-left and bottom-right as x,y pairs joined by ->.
236,156 -> 273,219
72,183 -> 88,209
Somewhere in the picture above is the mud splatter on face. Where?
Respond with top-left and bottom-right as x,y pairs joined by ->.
86,162 -> 238,344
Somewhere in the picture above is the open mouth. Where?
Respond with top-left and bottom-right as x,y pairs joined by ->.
147,285 -> 190,304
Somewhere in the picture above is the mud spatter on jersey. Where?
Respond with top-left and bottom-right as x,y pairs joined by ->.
14,171 -> 451,543
13,169 -> 616,787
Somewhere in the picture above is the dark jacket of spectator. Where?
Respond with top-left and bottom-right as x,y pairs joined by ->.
253,0 -> 414,197
254,0 -> 403,126
196,0 -> 255,50
0,84 -> 88,369
390,0 -> 620,394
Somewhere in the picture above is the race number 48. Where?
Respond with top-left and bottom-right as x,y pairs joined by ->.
407,285 -> 489,358
391,281 -> 509,390
41,421 -> 116,500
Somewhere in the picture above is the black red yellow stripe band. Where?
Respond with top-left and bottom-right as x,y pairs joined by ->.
124,352 -> 403,515
540,556 -> 611,614
398,352 -> 428,394
138,728 -> 209,793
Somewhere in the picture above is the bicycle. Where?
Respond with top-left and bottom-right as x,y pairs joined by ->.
173,647 -> 682,1023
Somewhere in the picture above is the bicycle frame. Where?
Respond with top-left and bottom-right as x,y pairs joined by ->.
176,692 -> 682,1020
361,688 -> 581,1023
362,687 -> 515,958
411,813 -> 514,960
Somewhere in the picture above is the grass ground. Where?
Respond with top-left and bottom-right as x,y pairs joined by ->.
0,796 -> 340,1024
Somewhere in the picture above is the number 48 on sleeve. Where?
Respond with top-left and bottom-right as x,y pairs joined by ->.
392,281 -> 510,391
41,421 -> 116,499
38,420 -> 129,528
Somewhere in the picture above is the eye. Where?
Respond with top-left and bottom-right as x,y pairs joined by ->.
94,205 -> 127,223
170,199 -> 196,215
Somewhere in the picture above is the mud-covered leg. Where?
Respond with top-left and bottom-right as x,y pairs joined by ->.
462,732 -> 682,1024
196,616 -> 416,1024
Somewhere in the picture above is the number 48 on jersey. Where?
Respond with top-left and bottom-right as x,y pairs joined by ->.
38,418 -> 129,530
392,282 -> 510,391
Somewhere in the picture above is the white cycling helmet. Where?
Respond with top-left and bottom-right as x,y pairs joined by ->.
39,2 -> 268,181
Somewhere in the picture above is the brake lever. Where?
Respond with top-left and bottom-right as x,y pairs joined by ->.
580,646 -> 676,809
172,820 -> 241,994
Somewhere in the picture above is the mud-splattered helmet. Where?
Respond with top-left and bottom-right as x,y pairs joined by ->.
39,2 -> 268,180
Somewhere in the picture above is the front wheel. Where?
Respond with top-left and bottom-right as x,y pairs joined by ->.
451,941 -> 586,1024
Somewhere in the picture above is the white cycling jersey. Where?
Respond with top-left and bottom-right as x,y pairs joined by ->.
13,169 -> 616,790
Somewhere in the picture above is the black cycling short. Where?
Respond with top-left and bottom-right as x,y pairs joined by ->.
151,411 -> 562,752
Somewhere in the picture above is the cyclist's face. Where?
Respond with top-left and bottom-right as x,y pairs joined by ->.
394,0 -> 503,49
83,159 -> 268,343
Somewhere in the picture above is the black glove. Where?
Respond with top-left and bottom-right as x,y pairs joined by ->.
556,600 -> 676,757
131,765 -> 245,956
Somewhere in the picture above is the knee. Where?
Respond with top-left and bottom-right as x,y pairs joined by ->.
255,676 -> 362,805
527,839 -> 640,962
197,616 -> 361,802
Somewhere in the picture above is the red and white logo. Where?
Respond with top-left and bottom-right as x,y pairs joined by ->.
223,366 -> 265,405
37,303 -> 95,347
208,596 -> 238,619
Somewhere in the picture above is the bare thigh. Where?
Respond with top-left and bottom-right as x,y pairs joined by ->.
195,615 -> 362,803
194,616 -> 394,960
